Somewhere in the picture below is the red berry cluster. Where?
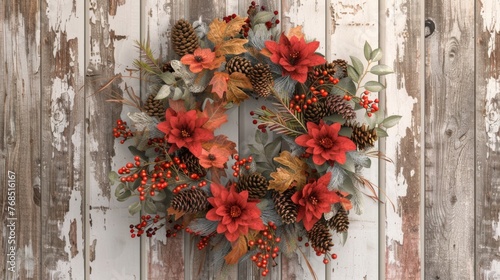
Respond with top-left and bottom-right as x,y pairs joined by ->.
129,214 -> 163,238
231,154 -> 253,178
166,222 -> 184,238
113,119 -> 133,144
250,106 -> 269,133
298,235 -> 338,265
193,231 -> 216,250
359,90 -> 379,117
311,70 -> 340,85
289,92 -> 319,113
248,221 -> 281,277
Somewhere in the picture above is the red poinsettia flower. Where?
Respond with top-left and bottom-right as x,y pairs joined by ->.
180,48 -> 220,73
291,172 -> 340,230
198,145 -> 229,169
206,183 -> 265,242
264,33 -> 325,83
295,120 -> 356,165
157,108 -> 214,157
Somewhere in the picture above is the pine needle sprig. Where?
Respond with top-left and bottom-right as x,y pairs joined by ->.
133,40 -> 163,77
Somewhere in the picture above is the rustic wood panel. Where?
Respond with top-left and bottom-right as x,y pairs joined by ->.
1,1 -> 42,279
382,0 -> 422,279
424,0 -> 476,279
40,0 -> 86,278
476,0 -> 500,278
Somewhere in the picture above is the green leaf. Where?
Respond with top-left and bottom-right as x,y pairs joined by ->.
363,41 -> 372,61
252,11 -> 274,25
331,77 -> 356,96
108,171 -> 119,184
323,114 -> 346,125
128,146 -> 148,161
350,56 -> 364,77
144,199 -> 158,214
155,85 -> 171,100
346,65 -> 359,83
115,183 -> 127,197
248,144 -> 261,155
128,201 -> 141,215
172,87 -> 183,100
116,190 -> 132,202
150,189 -> 167,201
382,115 -> 402,128
338,127 -> 353,137
376,127 -> 389,137
159,72 -> 176,85
363,81 -> 385,92
370,64 -> 394,76
370,48 -> 383,62
264,138 -> 282,160
255,130 -> 268,145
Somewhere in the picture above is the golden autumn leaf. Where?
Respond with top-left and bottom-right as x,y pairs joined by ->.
287,25 -> 304,39
199,100 -> 228,131
268,151 -> 308,192
208,17 -> 247,46
215,38 -> 249,56
226,72 -> 252,104
209,72 -> 229,99
224,235 -> 248,264
202,135 -> 237,156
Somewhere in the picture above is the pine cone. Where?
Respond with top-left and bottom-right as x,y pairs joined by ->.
237,173 -> 268,199
171,188 -> 209,213
171,19 -> 199,57
304,100 -> 327,124
179,148 -> 207,177
143,93 -> 166,120
345,121 -> 377,150
249,63 -> 273,97
272,188 -> 298,224
226,56 -> 252,75
324,94 -> 356,120
308,59 -> 348,82
327,208 -> 350,233
307,222 -> 334,254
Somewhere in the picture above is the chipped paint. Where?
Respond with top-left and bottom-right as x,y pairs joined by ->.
484,77 -> 500,153
480,0 -> 500,57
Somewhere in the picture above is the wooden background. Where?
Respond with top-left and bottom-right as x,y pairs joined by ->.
1,0 -> 499,279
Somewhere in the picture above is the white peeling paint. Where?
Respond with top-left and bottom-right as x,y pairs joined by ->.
484,77 -> 500,154
49,78 -> 75,152
480,0 -> 500,57
46,0 -> 83,57
484,260 -> 500,279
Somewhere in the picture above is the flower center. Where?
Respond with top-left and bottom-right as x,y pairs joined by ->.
208,154 -> 216,161
181,129 -> 191,138
230,205 -> 242,218
289,51 -> 300,64
319,137 -> 334,149
194,55 -> 203,62
308,196 -> 318,205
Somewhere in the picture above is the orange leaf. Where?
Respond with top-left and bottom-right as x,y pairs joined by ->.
340,197 -> 353,211
168,99 -> 186,113
215,38 -> 248,56
209,72 -> 229,99
226,72 -> 251,104
224,235 -> 248,264
199,99 -> 228,131
167,207 -> 185,220
287,25 -> 304,39
209,166 -> 227,185
202,135 -> 237,156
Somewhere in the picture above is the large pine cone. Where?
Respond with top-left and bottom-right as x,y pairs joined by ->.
226,56 -> 252,75
237,173 -> 268,199
324,94 -> 356,120
327,208 -> 350,233
171,188 -> 209,213
143,92 -> 166,120
344,121 -> 377,150
272,188 -> 298,224
249,63 -> 273,97
171,19 -> 199,57
307,221 -> 334,254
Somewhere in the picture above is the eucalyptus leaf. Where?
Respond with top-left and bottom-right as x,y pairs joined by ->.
382,115 -> 402,128
370,48 -> 383,62
346,65 -> 359,83
363,81 -> 385,92
338,126 -> 353,137
376,127 -> 389,137
155,85 -> 171,99
172,87 -> 183,100
331,77 -> 356,96
116,190 -> 132,202
159,72 -> 176,85
363,41 -> 372,61
350,56 -> 364,76
144,199 -> 158,214
252,11 -> 274,25
370,64 -> 394,76
264,138 -> 282,160
128,201 -> 141,215
108,171 -> 119,184
114,183 -> 127,197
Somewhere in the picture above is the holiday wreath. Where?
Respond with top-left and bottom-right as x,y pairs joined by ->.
108,2 -> 400,277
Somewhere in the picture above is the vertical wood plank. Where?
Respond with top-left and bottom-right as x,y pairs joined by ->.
475,0 -> 500,278
40,0 -> 86,278
326,1 -> 379,279
86,0 -> 141,278
424,0 -> 475,278
382,0 -> 422,278
1,1 -> 41,279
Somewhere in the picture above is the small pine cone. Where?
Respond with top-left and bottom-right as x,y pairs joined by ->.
307,222 -> 334,254
237,173 -> 268,199
162,61 -> 174,73
171,19 -> 199,57
304,100 -> 327,124
143,93 -> 166,120
345,121 -> 378,150
324,94 -> 356,120
308,59 -> 348,82
179,148 -> 207,178
171,188 -> 209,213
249,63 -> 273,97
272,188 -> 298,224
327,208 -> 350,233
226,56 -> 252,75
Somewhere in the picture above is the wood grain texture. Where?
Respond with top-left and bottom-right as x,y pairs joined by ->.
475,0 -> 500,278
1,1 -> 41,279
424,0 -> 475,279
382,0 -> 422,279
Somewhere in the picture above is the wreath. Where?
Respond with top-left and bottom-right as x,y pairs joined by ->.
108,2 -> 399,277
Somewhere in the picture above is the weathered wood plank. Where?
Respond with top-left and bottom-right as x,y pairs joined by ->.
327,1 -> 379,279
1,1 -> 41,279
40,0 -> 86,278
424,0 -> 475,278
382,0 -> 422,278
475,0 -> 500,278
86,0 -> 141,278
